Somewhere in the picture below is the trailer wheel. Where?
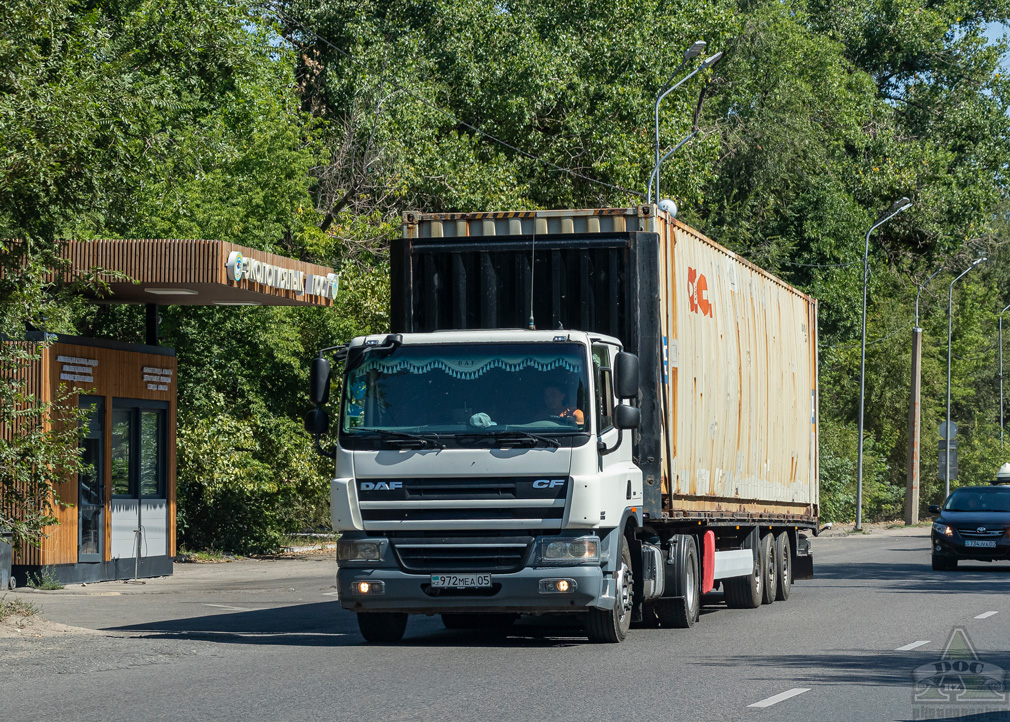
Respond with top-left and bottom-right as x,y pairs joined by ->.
585,535 -> 633,643
760,533 -> 777,605
724,543 -> 761,609
357,612 -> 408,643
656,535 -> 700,628
774,532 -> 791,601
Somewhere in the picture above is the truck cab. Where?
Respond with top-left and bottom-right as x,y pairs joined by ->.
313,329 -> 644,642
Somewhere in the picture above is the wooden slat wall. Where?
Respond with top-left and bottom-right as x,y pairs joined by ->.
4,342 -> 51,566
31,342 -> 179,565
57,239 -> 336,305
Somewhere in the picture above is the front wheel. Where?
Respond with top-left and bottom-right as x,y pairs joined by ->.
931,555 -> 957,571
357,612 -> 408,643
585,535 -> 633,643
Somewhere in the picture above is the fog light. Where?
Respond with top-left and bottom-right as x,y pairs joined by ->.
352,580 -> 385,595
539,578 -> 577,594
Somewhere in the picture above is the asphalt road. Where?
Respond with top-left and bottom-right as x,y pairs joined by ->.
3,529 -> 1010,722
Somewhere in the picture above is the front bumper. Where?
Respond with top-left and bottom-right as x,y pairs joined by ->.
932,532 -> 1010,561
337,565 -> 609,614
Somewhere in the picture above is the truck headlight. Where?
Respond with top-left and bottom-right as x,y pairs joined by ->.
540,536 -> 600,565
337,539 -> 382,561
932,522 -> 953,537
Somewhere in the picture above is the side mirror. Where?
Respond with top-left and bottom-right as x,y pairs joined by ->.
615,352 -> 639,399
928,504 -> 941,515
310,356 -> 331,405
615,404 -> 640,430
304,407 -> 330,436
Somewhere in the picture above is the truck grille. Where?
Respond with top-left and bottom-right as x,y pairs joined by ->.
391,537 -> 533,573
357,476 -> 568,532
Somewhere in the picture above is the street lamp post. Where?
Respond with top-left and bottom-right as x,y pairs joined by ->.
1000,303 -> 1010,449
905,267 -> 942,526
944,256 -> 987,497
856,197 -> 912,531
649,44 -> 722,204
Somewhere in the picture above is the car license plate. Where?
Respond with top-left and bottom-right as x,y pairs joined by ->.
965,540 -> 997,548
430,573 -> 492,588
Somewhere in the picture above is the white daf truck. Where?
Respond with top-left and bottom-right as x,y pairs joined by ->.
306,206 -> 818,643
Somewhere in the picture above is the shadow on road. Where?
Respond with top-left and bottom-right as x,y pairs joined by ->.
110,602 -> 597,648
810,559 -> 1010,595
701,648 -> 1010,689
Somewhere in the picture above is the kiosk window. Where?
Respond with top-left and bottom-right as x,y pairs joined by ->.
112,401 -> 167,499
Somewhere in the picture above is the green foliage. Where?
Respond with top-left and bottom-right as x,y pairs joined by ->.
0,595 -> 39,621
25,566 -> 64,591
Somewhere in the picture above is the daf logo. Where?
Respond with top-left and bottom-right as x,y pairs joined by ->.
360,481 -> 403,491
978,526 -> 987,534
533,479 -> 566,489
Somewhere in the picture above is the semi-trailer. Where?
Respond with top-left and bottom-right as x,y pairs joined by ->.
306,205 -> 818,642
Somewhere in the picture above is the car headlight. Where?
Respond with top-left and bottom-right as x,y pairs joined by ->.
932,522 -> 953,537
540,536 -> 600,565
337,539 -> 382,562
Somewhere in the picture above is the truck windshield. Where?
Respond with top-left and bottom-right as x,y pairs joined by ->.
341,342 -> 590,437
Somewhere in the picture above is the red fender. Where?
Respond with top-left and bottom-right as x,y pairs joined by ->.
702,530 -> 715,593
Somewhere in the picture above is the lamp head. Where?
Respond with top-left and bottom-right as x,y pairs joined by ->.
701,51 -> 724,69
974,256 -> 987,266
685,41 -> 707,61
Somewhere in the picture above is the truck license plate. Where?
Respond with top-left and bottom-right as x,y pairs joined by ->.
430,573 -> 492,588
965,540 -> 997,548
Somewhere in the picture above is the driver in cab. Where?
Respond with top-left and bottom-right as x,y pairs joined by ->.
543,384 -> 584,425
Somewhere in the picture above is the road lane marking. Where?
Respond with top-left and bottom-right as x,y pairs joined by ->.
748,688 -> 811,708
976,611 -> 999,619
895,641 -> 930,651
203,604 -> 265,612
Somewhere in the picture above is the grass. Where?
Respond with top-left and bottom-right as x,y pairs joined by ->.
25,567 -> 64,590
278,533 -> 339,548
176,549 -> 229,563
0,594 -> 40,621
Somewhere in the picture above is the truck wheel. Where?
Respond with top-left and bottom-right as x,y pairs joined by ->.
774,532 -> 791,601
931,555 -> 957,571
357,612 -> 408,643
724,544 -> 761,609
760,532 -> 777,605
585,535 -> 633,643
656,535 -> 700,628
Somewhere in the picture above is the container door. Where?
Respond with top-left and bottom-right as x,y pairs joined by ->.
78,396 -> 105,563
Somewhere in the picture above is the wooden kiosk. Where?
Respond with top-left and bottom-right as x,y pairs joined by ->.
12,240 -> 337,584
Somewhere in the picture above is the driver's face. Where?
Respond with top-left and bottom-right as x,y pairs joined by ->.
544,386 -> 565,411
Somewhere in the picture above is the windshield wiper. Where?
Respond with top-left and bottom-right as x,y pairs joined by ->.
458,430 -> 561,448
355,428 -> 444,449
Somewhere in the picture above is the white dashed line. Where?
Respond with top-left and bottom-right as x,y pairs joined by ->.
895,640 -> 930,651
975,611 -> 999,619
748,688 -> 811,708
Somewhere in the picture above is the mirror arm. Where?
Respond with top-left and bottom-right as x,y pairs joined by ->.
598,427 -> 623,457
314,432 -> 337,459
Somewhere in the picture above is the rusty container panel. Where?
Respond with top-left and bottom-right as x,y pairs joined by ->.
661,217 -> 818,519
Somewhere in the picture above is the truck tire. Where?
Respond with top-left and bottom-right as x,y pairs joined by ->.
724,544 -> 761,609
585,535 -> 633,643
760,532 -> 777,605
774,532 -> 791,601
441,613 -> 516,630
656,535 -> 700,628
357,612 -> 408,643
931,555 -> 957,571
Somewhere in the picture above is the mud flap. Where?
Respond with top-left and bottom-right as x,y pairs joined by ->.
794,533 -> 814,580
